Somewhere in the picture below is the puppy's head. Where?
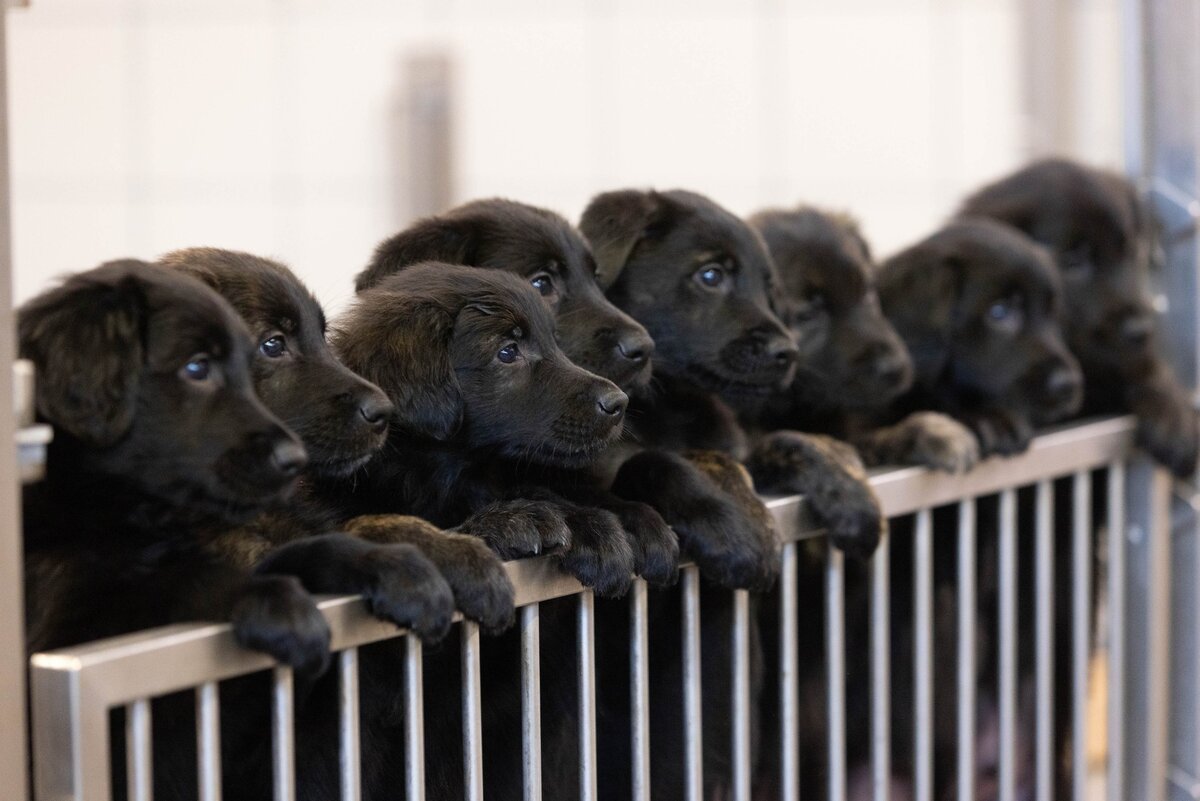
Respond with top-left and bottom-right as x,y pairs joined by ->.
335,263 -> 628,467
160,248 -> 393,479
19,260 -> 307,521
878,218 -> 1083,424
580,189 -> 798,401
750,206 -> 913,410
356,199 -> 655,392
960,158 -> 1158,373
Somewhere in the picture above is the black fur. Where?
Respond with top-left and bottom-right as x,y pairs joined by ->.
354,200 -> 679,586
960,157 -> 1198,476
20,260 -> 333,801
747,206 -> 981,474
877,217 -> 1084,456
327,262 -> 636,596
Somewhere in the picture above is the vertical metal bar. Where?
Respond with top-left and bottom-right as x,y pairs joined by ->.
957,498 -> 977,801
30,660 -> 112,801
273,666 -> 295,801
871,528 -> 891,801
461,623 -> 484,801
999,488 -> 1018,801
1071,472 -> 1091,801
732,589 -> 752,801
914,509 -> 933,801
827,545 -> 846,801
683,565 -> 704,801
1035,480 -> 1054,801
1107,462 -> 1127,801
522,604 -> 543,801
197,682 -> 222,801
406,635 -> 426,801
631,579 -> 651,801
125,700 -> 151,801
578,591 -> 598,801
780,542 -> 800,801
340,649 -> 361,801
0,6 -> 26,798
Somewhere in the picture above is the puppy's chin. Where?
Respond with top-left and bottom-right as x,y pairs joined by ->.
684,362 -> 791,398
501,421 -> 624,468
301,437 -> 385,480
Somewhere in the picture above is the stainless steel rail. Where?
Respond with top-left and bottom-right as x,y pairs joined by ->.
30,415 -> 1163,801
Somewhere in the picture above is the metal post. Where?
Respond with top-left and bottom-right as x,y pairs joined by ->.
0,6 -> 26,800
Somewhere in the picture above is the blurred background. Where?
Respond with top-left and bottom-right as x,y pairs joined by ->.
7,0 -> 1125,314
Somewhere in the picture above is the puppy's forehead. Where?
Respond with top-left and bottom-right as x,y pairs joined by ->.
144,274 -> 253,362
947,221 -> 1060,298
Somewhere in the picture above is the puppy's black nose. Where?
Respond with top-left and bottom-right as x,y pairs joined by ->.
1119,313 -> 1154,349
616,330 -> 655,365
1043,365 -> 1082,407
358,393 -> 393,430
596,387 -> 628,418
765,334 -> 799,367
873,354 -> 911,389
270,438 -> 308,478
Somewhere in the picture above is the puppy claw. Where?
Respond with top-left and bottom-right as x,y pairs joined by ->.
458,499 -> 572,561
232,575 -> 331,679
430,533 -> 516,634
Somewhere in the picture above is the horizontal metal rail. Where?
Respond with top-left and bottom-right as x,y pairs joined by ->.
29,415 -> 1141,801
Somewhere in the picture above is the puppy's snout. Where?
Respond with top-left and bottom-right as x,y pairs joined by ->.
596,386 -> 628,419
268,436 -> 308,478
872,352 -> 912,389
763,333 -> 799,368
1118,312 -> 1155,349
1042,364 -> 1083,410
356,392 -> 393,430
616,330 -> 654,366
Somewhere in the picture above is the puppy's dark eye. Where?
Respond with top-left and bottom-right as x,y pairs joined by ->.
181,356 -> 212,382
497,344 -> 520,364
1061,245 -> 1091,272
985,296 -> 1025,332
530,274 -> 554,297
260,335 -> 287,358
695,264 -> 726,288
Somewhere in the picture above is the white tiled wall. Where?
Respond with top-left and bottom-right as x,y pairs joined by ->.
7,0 -> 1124,314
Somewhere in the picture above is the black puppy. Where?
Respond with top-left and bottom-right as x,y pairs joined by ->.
877,218 -> 1083,456
748,205 -> 981,473
355,199 -> 681,586
581,188 -> 884,560
22,260 -> 329,666
161,247 -> 513,634
328,261 -> 636,595
21,261 -> 349,801
960,157 -> 1198,476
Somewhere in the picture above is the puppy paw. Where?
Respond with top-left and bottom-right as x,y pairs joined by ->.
745,432 -> 884,559
558,505 -> 637,598
862,412 -> 980,473
1132,381 -> 1198,477
427,533 -> 516,634
960,408 -> 1033,457
457,499 -> 571,560
608,500 -> 680,586
343,515 -> 516,635
613,450 -> 779,591
360,544 -> 456,643
232,575 -> 331,679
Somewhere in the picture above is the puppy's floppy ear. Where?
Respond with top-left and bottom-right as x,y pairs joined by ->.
356,217 -> 482,292
877,245 -> 961,387
18,261 -> 148,446
332,295 -> 463,440
579,189 -> 672,289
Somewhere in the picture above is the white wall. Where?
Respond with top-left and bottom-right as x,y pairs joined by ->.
7,0 -> 1124,315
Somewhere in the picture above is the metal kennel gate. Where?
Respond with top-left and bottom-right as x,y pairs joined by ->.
27,414 -> 1169,801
